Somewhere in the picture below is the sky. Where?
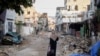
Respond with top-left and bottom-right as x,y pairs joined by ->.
34,0 -> 64,16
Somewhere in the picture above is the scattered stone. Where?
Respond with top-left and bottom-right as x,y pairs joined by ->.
58,35 -> 91,56
0,52 -> 9,56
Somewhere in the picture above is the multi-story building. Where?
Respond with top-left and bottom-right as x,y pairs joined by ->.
16,6 -> 40,35
56,7 -> 65,32
15,1 -> 39,35
48,17 -> 56,31
0,0 -> 36,41
38,13 -> 48,31
65,0 -> 90,11
56,0 -> 91,35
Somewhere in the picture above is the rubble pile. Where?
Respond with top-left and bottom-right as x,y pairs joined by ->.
0,52 -> 9,56
59,35 -> 91,56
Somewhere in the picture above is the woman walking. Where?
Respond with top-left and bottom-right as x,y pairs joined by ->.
47,31 -> 59,56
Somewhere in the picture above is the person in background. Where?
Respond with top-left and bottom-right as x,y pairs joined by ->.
47,30 -> 59,56
35,27 -> 39,35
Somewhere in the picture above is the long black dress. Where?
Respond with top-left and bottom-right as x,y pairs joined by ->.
47,37 -> 59,56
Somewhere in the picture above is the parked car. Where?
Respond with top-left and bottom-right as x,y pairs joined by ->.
1,32 -> 23,45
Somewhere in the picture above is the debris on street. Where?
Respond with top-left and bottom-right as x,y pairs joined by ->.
57,35 -> 92,56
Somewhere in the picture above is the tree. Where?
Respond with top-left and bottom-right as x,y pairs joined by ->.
0,0 -> 34,15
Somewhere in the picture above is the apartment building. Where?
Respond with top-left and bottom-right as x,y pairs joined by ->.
65,0 -> 90,11
15,1 -> 40,35
38,13 -> 48,31
48,17 -> 56,31
56,0 -> 91,35
56,7 -> 65,32
16,6 -> 40,35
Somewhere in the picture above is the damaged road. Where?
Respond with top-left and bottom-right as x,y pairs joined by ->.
0,31 -> 50,56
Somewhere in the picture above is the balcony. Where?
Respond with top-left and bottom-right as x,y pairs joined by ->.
62,17 -> 82,23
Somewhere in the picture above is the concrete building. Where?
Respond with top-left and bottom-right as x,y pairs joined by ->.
0,9 -> 16,35
56,0 -> 91,35
38,13 -> 48,31
4,10 -> 16,34
48,17 -> 56,31
61,10 -> 84,33
56,7 -> 65,32
15,6 -> 40,36
0,9 -> 17,43
83,0 -> 96,21
65,0 -> 90,11
0,9 -> 17,42
0,0 -> 36,40
15,0 -> 40,36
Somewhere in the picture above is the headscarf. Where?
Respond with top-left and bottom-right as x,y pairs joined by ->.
50,30 -> 58,41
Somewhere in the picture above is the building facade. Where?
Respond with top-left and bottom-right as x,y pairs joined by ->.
65,0 -> 90,11
15,0 -> 40,36
56,7 -> 65,32
5,10 -> 16,34
56,0 -> 91,35
15,6 -> 40,36
48,17 -> 56,31
0,9 -> 17,42
38,13 -> 48,31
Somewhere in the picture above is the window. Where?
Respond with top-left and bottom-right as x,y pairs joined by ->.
74,0 -> 76,2
75,5 -> 78,11
8,22 -> 13,32
62,16 -> 66,18
27,11 -> 30,14
87,5 -> 90,10
68,6 -> 70,11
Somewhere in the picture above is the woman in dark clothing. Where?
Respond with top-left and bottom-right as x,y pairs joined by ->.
47,31 -> 59,56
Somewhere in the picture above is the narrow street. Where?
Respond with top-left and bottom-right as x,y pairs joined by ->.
0,31 -> 50,56
0,31 -> 78,56
0,0 -> 100,56
0,31 -> 63,56
0,31 -> 89,56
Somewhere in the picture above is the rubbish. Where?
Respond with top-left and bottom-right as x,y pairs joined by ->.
1,32 -> 23,45
59,35 -> 92,56
0,52 -> 9,56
